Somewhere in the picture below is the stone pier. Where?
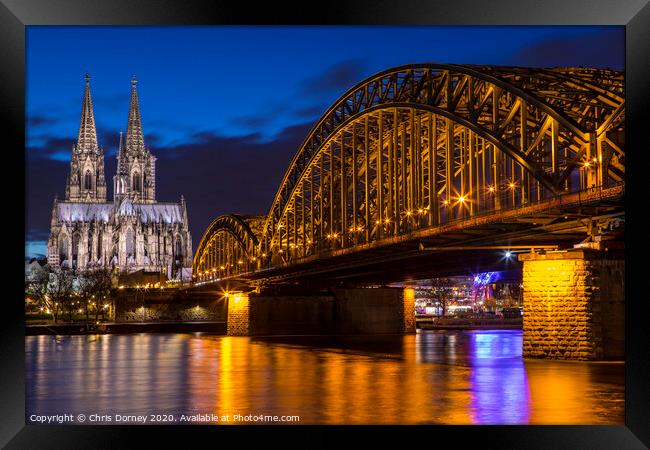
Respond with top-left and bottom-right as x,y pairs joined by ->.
226,293 -> 251,336
519,248 -> 624,360
226,287 -> 415,336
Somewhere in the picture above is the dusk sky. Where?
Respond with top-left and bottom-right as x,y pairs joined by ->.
26,26 -> 624,258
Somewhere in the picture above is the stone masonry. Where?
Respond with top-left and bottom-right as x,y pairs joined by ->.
402,287 -> 416,333
226,293 -> 250,336
225,287 -> 416,336
114,289 -> 226,322
519,248 -> 624,360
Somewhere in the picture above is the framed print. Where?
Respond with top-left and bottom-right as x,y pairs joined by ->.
4,0 -> 649,448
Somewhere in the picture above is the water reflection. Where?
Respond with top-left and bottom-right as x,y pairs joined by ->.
467,331 -> 530,424
25,330 -> 623,424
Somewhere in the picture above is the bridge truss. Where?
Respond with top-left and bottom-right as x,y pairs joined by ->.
193,64 -> 624,282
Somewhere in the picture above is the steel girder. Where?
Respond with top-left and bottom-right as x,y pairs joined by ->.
193,64 -> 624,281
258,64 -> 624,258
192,214 -> 261,278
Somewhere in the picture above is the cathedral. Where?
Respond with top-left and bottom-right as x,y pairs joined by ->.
47,74 -> 193,279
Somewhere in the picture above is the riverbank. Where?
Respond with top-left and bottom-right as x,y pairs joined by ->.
25,321 -> 226,335
26,318 -> 522,335
416,317 -> 523,330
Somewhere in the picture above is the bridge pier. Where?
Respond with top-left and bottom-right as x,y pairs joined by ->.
226,287 -> 415,336
519,248 -> 624,361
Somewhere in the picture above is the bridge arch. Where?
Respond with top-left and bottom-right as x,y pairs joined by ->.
258,64 -> 624,259
193,64 -> 624,281
192,214 -> 262,281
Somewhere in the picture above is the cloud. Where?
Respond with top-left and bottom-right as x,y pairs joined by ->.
27,130 -> 161,161
26,158 -> 67,259
509,28 -> 624,70
25,241 -> 47,260
228,102 -> 328,138
28,115 -> 58,128
144,133 -> 161,147
93,92 -> 130,110
231,114 -> 275,129
98,129 -> 120,156
153,121 -> 312,248
300,60 -> 367,96
27,136 -> 76,161
27,229 -> 50,242
291,104 -> 327,119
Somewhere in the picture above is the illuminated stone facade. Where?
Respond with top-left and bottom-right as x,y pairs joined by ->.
402,287 -> 416,333
226,294 -> 250,336
520,249 -> 624,360
47,75 -> 192,278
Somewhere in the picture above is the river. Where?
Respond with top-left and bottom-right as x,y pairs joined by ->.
25,330 -> 624,425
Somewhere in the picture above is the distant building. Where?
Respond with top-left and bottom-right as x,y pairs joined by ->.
24,258 -> 47,282
47,74 -> 192,279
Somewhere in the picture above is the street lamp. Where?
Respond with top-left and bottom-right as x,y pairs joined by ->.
143,284 -> 150,321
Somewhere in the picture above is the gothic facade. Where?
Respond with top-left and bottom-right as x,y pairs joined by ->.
47,74 -> 193,278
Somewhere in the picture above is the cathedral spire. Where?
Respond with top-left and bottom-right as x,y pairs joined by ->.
125,74 -> 145,152
116,131 -> 127,174
119,74 -> 156,204
66,73 -> 107,202
77,73 -> 98,152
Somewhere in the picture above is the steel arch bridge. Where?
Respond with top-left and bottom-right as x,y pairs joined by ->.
192,214 -> 264,278
193,64 -> 624,283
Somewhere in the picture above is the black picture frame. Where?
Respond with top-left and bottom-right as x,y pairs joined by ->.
4,0 -> 649,448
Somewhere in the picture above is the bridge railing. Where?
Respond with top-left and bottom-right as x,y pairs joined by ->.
191,182 -> 624,285
435,181 -> 625,230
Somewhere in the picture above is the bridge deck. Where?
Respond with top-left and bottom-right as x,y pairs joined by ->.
194,184 -> 623,287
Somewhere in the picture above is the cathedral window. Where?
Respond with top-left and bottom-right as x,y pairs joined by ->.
84,170 -> 92,191
175,236 -> 184,260
58,236 -> 68,261
126,228 -> 135,258
132,172 -> 141,192
72,233 -> 80,266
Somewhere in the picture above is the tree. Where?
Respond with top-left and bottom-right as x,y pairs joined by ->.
48,266 -> 74,322
89,267 -> 115,323
66,267 -> 117,325
430,277 -> 456,317
26,265 -> 75,323
26,265 -> 58,322
77,270 -> 95,325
